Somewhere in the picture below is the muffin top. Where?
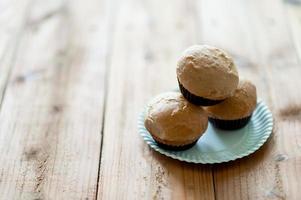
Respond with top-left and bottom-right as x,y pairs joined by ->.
205,80 -> 257,120
144,92 -> 208,145
177,45 -> 239,100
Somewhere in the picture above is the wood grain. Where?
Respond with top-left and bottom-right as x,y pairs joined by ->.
285,0 -> 301,60
200,0 -> 301,199
97,0 -> 215,199
0,0 -> 31,104
0,0 -> 112,198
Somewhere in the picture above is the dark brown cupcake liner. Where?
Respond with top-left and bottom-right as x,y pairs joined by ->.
150,133 -> 198,151
154,139 -> 198,151
208,114 -> 252,130
178,80 -> 225,106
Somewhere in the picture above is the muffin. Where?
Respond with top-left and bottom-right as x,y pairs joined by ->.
144,92 -> 208,150
177,45 -> 239,106
205,80 -> 257,130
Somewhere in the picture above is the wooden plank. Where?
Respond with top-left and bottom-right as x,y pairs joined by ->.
285,0 -> 301,60
0,0 -> 112,199
0,0 -> 31,103
199,0 -> 301,199
97,0 -> 215,199
281,1 -> 301,199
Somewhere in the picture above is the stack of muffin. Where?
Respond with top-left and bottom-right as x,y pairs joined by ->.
144,45 -> 257,150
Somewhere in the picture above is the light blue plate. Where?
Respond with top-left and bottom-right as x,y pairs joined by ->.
138,99 -> 273,164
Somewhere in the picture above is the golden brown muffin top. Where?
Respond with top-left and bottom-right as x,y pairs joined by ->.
177,45 -> 239,100
144,92 -> 208,145
205,80 -> 257,120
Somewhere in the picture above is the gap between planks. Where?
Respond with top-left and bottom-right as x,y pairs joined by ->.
95,0 -> 120,198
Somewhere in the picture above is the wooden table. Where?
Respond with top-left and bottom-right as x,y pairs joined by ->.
0,0 -> 300,199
